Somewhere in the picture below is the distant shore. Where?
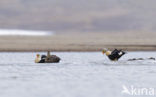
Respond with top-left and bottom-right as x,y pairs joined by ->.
0,44 -> 156,52
0,32 -> 156,52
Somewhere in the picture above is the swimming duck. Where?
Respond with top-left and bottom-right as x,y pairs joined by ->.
102,48 -> 126,61
35,51 -> 61,63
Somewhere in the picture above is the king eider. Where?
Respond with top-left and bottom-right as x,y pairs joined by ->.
35,51 -> 61,63
102,48 -> 126,61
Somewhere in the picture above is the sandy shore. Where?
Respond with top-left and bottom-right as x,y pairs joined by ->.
0,32 -> 156,52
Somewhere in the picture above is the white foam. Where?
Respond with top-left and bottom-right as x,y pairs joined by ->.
0,29 -> 53,36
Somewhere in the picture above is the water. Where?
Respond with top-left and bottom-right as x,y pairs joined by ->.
0,29 -> 53,36
0,52 -> 156,97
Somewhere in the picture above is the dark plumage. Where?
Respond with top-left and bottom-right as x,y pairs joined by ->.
108,49 -> 126,61
45,55 -> 61,63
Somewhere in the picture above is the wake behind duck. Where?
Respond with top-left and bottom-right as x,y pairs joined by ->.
128,57 -> 155,61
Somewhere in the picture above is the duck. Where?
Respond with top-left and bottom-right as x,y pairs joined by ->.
102,48 -> 126,61
35,51 -> 61,63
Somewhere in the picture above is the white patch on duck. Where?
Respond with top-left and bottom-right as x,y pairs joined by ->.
119,52 -> 123,55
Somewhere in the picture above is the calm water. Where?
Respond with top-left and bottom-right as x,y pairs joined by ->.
0,52 -> 156,97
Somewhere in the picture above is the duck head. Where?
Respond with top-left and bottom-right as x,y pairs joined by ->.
35,54 -> 41,63
102,48 -> 111,56
37,54 -> 40,57
105,51 -> 111,56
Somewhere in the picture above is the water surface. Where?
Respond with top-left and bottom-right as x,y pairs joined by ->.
0,52 -> 156,97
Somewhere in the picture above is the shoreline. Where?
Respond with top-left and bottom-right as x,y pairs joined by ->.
0,32 -> 156,52
0,44 -> 155,52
